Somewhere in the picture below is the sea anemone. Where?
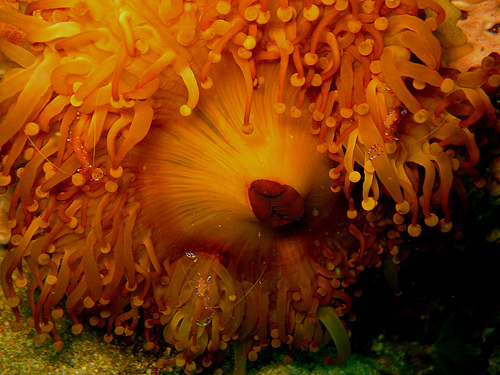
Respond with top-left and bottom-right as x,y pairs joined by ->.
0,1 -> 497,374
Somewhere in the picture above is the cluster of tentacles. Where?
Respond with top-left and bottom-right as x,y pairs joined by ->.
0,1 -> 499,374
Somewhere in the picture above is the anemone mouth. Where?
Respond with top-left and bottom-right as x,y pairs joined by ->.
248,179 -> 305,227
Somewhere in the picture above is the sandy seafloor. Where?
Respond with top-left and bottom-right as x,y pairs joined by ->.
1,126 -> 500,375
0,286 -> 432,375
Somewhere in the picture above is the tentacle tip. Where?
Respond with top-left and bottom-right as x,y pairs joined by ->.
6,296 -> 21,308
362,198 -> 377,211
208,51 -> 222,64
180,104 -> 192,116
71,324 -> 84,335
290,73 -> 305,87
201,77 -> 214,89
347,210 -> 358,219
241,123 -> 254,134
424,213 -> 439,227
317,143 -> 328,153
395,201 -> 410,215
276,6 -> 295,23
348,171 -> 361,183
290,106 -> 302,118
0,174 -> 12,186
440,78 -> 455,93
408,224 -> 422,237
273,103 -> 286,115
304,52 -> 318,66
303,4 -> 320,22
438,219 -> 453,233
